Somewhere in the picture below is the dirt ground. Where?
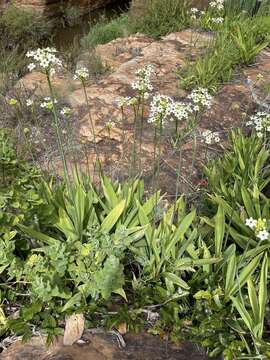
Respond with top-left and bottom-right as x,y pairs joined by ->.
1,332 -> 222,360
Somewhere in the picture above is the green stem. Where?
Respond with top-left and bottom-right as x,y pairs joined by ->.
82,81 -> 99,162
189,128 -> 198,185
46,72 -> 69,181
129,105 -> 138,180
139,94 -> 145,177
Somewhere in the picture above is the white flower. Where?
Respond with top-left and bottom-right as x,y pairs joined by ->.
246,111 -> 270,137
209,0 -> 224,10
245,217 -> 257,229
190,7 -> 199,13
127,97 -> 139,106
116,96 -> 131,108
60,107 -> 72,116
40,97 -> 58,110
28,63 -> 36,72
170,102 -> 192,121
26,99 -> 33,107
188,88 -> 213,109
148,94 -> 173,127
106,120 -> 116,129
211,17 -> 224,24
257,230 -> 269,241
132,64 -> 154,94
26,48 -> 62,74
74,67 -> 89,81
201,130 -> 220,145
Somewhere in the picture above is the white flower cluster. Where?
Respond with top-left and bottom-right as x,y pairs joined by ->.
245,217 -> 269,241
116,96 -> 139,108
246,111 -> 270,138
116,96 -> 131,108
74,67 -> 89,81
201,130 -> 220,144
26,99 -> 33,107
170,101 -> 193,121
209,0 -> 224,11
190,7 -> 205,20
26,47 -> 62,75
187,88 -> 213,110
60,107 -> 72,116
40,97 -> 58,111
148,95 -> 173,126
106,120 -> 116,129
148,88 -> 213,127
190,7 -> 200,14
132,64 -> 154,94
211,17 -> 224,24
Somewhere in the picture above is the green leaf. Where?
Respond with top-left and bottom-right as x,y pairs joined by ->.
215,204 -> 225,257
18,224 -> 58,245
165,209 -> 196,257
225,245 -> 236,296
163,272 -> 190,290
62,293 -> 82,312
94,255 -> 125,300
258,254 -> 268,339
101,176 -> 119,209
241,188 -> 256,219
247,279 -> 259,325
231,296 -> 253,334
100,199 -> 126,233
227,254 -> 262,298
113,288 -> 127,302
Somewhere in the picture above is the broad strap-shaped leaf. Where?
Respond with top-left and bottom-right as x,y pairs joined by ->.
163,272 -> 190,290
258,254 -> 268,339
215,204 -> 225,257
101,176 -> 119,209
226,253 -> 262,298
100,199 -> 126,233
18,224 -> 58,245
247,279 -> 259,325
231,296 -> 253,334
165,209 -> 196,257
241,187 -> 256,219
225,245 -> 236,296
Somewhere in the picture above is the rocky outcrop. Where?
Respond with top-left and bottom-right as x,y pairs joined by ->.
1,0 -> 118,15
13,29 -> 270,194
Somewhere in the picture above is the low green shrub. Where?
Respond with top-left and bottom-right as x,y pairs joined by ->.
0,5 -> 53,51
81,0 -> 191,47
129,0 -> 190,39
81,15 -> 130,48
1,123 -> 270,358
0,5 -> 53,94
225,0 -> 262,15
179,14 -> 270,90
204,129 -> 270,200
178,26 -> 237,90
59,4 -> 83,27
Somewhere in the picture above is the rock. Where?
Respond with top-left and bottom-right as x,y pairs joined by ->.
12,30 -> 270,195
2,0 -> 118,15
14,71 -> 81,98
95,34 -> 155,70
63,314 -> 85,346
1,332 -> 218,360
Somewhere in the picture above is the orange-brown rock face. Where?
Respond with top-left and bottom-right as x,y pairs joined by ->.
1,0 -> 117,15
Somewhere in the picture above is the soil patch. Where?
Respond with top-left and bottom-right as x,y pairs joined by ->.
1,332 -> 221,360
